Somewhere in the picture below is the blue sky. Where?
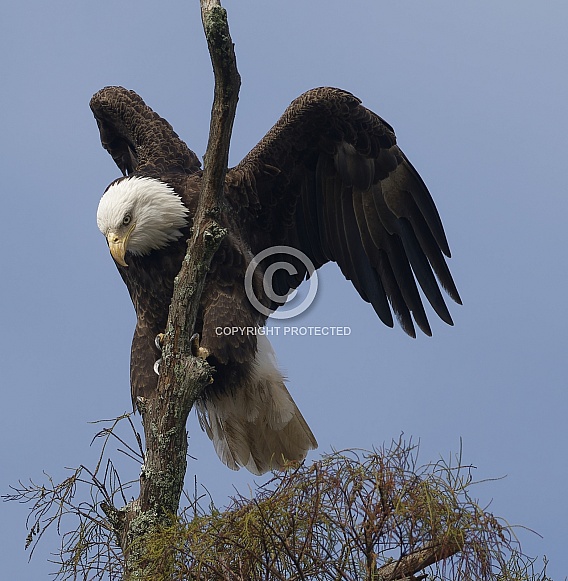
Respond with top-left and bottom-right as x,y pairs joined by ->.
1,1 -> 567,578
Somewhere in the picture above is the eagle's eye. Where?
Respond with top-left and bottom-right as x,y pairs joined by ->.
123,214 -> 132,226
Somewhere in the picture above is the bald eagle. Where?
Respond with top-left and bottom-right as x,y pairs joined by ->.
92,86 -> 460,475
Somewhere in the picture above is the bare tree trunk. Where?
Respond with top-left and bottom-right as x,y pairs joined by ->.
101,2 -> 241,578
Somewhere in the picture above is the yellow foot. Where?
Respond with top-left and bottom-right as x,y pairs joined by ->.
155,333 -> 165,351
190,333 -> 209,359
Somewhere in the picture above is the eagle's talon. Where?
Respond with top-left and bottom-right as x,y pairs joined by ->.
155,333 -> 165,351
153,358 -> 161,375
190,333 -> 200,356
190,333 -> 209,359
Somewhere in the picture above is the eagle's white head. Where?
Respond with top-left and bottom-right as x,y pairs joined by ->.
97,176 -> 189,266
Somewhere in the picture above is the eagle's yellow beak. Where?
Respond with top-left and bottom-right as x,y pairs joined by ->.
107,225 -> 135,267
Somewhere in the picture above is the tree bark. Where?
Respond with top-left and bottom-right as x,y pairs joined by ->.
104,2 -> 241,578
376,538 -> 463,581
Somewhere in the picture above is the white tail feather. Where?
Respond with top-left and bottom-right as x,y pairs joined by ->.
196,335 -> 317,475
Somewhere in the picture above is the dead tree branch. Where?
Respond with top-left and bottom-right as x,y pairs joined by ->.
114,2 -> 240,578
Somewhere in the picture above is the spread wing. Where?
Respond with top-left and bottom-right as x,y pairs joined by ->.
228,87 -> 461,337
90,86 -> 201,176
